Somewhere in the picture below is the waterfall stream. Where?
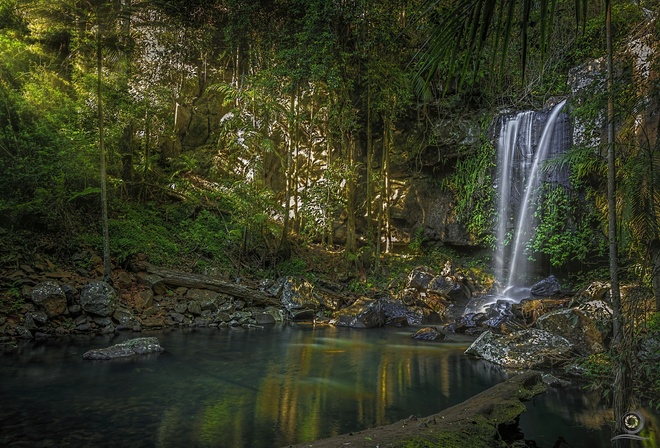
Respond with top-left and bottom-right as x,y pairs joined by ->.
493,100 -> 569,291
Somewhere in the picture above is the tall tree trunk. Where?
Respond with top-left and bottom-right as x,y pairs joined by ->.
345,133 -> 357,256
606,0 -> 630,440
382,115 -> 392,254
119,0 -> 133,196
97,7 -> 111,284
292,90 -> 300,234
279,90 -> 295,254
652,239 -> 660,312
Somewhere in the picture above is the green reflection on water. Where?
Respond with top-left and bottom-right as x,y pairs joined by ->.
1,325 -> 641,448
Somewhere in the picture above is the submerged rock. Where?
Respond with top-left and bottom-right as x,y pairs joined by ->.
465,329 -> 574,369
83,337 -> 164,360
412,326 -> 445,341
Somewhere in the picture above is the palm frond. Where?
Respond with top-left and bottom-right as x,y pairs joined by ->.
413,0 -> 591,91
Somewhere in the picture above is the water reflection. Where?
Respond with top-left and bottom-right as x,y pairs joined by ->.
1,325 -> 655,447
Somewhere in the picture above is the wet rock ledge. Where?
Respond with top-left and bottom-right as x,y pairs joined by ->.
285,370 -> 546,448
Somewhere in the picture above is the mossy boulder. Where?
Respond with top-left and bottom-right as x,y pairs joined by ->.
465,329 -> 574,369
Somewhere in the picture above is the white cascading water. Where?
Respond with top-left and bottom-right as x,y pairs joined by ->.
493,100 -> 568,293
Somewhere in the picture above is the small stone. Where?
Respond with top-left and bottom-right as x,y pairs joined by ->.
170,312 -> 185,323
15,326 -> 32,339
254,313 -> 276,325
174,303 -> 188,314
68,304 -> 82,315
187,300 -> 202,316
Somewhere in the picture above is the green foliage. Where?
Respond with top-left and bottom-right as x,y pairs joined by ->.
0,0 -> 27,33
568,1 -> 645,65
0,19 -> 98,231
78,202 -> 180,266
180,210 -> 229,260
575,352 -> 614,389
0,284 -> 24,315
638,313 -> 660,408
527,184 -> 606,267
441,141 -> 496,247
277,257 -> 307,277
646,312 -> 660,334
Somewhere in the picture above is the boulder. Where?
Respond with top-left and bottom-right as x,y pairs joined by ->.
186,288 -> 226,311
271,277 -> 320,316
444,312 -> 486,333
23,311 -> 48,331
15,325 -> 32,339
80,282 -> 118,317
517,297 -> 570,324
427,275 -> 453,295
113,307 -> 140,329
136,272 -> 167,295
135,289 -> 154,311
407,267 -> 434,291
481,300 -> 519,331
82,337 -> 164,360
412,326 -> 446,341
382,299 -> 440,325
534,300 -> 612,355
465,329 -> 574,369
187,300 -> 202,316
530,275 -> 561,297
332,298 -> 385,329
579,281 -> 610,302
30,281 -> 67,317
418,292 -> 449,316
254,313 -> 276,325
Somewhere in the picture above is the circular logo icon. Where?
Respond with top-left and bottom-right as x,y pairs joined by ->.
622,411 -> 644,435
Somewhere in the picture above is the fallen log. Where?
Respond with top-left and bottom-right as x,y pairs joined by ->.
141,264 -> 280,307
284,370 -> 546,448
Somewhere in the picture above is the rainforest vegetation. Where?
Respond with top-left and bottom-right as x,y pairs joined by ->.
1,0 -> 660,437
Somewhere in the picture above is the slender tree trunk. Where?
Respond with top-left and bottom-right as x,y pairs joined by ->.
367,78 -> 374,248
383,115 -> 392,254
97,8 -> 111,283
279,90 -> 295,254
652,240 -> 660,312
606,0 -> 630,440
345,133 -> 357,256
120,0 -> 133,196
292,90 -> 300,234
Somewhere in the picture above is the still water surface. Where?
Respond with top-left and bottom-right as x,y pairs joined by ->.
0,325 -> 652,447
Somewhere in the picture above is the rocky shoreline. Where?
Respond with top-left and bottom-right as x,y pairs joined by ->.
3,256 -> 653,375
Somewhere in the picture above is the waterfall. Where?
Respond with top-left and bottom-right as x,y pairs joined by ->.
493,100 -> 569,290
